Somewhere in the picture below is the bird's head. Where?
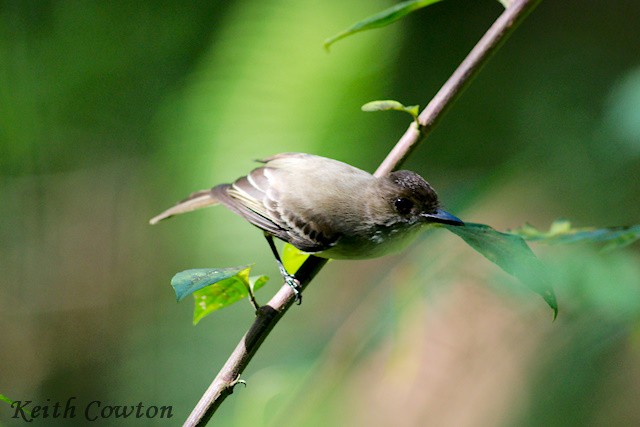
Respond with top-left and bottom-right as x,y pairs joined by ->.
377,170 -> 463,227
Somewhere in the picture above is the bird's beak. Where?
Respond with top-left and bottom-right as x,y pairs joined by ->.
421,209 -> 464,226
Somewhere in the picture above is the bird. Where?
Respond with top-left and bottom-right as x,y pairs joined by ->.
150,153 -> 463,303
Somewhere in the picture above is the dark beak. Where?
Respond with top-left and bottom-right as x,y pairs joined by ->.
422,209 -> 464,226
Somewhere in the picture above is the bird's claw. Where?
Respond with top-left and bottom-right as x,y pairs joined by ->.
284,274 -> 302,305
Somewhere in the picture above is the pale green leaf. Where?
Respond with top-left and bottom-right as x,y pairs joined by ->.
192,268 -> 269,324
361,100 -> 420,119
282,243 -> 309,274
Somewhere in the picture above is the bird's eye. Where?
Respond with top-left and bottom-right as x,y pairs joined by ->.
394,197 -> 414,215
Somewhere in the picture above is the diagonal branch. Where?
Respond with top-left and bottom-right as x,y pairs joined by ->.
376,0 -> 541,176
184,0 -> 542,425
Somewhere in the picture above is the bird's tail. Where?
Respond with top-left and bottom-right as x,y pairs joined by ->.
149,189 -> 219,225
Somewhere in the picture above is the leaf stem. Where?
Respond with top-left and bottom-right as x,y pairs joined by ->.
246,283 -> 260,312
183,0 -> 542,425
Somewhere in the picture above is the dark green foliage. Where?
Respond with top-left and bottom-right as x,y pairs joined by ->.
444,222 -> 558,317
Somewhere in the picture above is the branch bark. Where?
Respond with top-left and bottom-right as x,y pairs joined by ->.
184,0 -> 542,425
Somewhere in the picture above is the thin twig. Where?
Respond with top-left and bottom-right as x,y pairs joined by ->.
183,1 -> 541,425
376,0 -> 540,176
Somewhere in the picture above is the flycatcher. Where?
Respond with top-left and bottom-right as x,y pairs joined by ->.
150,153 -> 463,302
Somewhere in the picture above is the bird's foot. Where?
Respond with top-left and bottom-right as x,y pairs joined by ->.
284,274 -> 302,305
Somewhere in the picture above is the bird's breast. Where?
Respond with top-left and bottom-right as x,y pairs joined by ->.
313,221 -> 425,260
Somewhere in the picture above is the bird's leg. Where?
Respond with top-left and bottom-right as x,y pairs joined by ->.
264,233 -> 302,305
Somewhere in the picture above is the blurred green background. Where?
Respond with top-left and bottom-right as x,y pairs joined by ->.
2,1 -> 640,425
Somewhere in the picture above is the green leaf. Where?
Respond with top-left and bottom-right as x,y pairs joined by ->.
509,219 -> 640,250
249,274 -> 269,293
361,100 -> 420,120
192,268 -> 269,324
282,243 -> 309,274
324,0 -> 444,50
171,265 -> 251,302
443,222 -> 558,318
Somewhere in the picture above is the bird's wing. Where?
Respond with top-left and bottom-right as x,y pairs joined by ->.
219,165 -> 340,253
147,156 -> 303,225
150,153 -> 342,253
256,152 -> 311,163
149,189 -> 219,224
